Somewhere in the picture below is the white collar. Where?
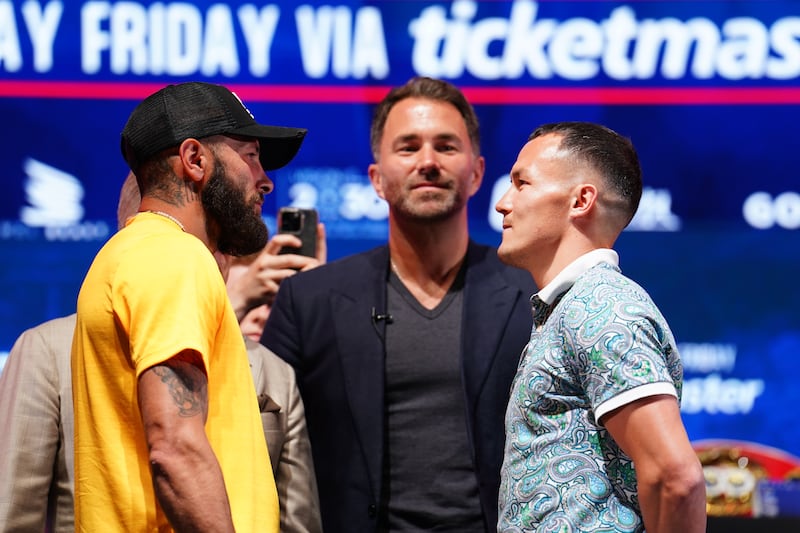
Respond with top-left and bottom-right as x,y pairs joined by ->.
536,249 -> 619,304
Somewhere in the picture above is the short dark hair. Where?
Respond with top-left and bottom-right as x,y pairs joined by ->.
134,136 -> 225,199
530,121 -> 643,226
370,77 -> 480,160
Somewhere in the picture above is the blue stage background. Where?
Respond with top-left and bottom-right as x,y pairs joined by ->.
1,0 -> 799,459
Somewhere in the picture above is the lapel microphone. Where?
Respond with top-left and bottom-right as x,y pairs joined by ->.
371,307 -> 394,324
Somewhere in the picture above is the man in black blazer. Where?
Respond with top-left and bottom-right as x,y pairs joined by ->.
262,77 -> 536,533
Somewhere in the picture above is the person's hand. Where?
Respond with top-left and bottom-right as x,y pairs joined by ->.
226,224 -> 326,322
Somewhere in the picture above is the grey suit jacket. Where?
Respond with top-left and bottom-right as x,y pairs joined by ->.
0,315 -> 321,533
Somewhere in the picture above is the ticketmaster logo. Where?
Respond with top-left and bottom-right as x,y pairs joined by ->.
411,0 -> 800,81
20,158 -> 84,227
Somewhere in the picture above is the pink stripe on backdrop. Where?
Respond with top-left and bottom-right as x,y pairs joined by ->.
1,81 -> 800,105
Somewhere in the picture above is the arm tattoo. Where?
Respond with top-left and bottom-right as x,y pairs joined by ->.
152,362 -> 208,418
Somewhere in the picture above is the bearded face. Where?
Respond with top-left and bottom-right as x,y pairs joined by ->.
201,160 -> 269,256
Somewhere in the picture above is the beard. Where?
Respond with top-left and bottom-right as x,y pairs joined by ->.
392,180 -> 467,223
201,162 -> 269,256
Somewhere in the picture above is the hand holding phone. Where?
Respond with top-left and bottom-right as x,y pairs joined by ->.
277,207 -> 318,257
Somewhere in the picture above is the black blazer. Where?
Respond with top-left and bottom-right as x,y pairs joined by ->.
261,242 -> 536,533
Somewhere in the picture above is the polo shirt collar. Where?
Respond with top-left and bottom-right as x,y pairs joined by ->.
535,248 -> 619,305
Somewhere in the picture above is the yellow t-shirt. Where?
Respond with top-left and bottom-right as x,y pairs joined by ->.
71,212 -> 278,532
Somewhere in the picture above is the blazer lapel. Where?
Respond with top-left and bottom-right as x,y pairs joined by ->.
329,247 -> 389,499
461,243 -> 524,412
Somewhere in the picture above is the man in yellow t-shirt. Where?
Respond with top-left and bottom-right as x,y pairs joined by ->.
71,82 -> 307,532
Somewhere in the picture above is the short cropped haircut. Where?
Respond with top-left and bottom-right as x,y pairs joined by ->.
530,121 -> 643,226
370,77 -> 481,160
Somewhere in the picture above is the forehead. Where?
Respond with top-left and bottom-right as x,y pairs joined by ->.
513,134 -> 567,174
219,134 -> 259,149
382,97 -> 467,140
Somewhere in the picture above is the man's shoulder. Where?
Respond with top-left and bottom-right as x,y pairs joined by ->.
20,314 -> 77,344
4,314 -> 75,388
244,338 -> 297,405
576,262 -> 647,297
287,245 -> 387,286
566,263 -> 663,322
245,338 -> 293,377
113,217 -> 214,264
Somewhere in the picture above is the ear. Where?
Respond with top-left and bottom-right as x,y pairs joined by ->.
177,138 -> 211,185
367,163 -> 386,200
468,155 -> 485,197
570,183 -> 598,219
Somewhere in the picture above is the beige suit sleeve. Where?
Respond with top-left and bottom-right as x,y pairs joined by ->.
246,339 -> 322,533
275,361 -> 322,533
0,318 -> 70,532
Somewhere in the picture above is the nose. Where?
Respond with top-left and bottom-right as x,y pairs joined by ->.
258,174 -> 274,195
495,186 -> 513,215
253,304 -> 269,324
251,304 -> 270,335
416,144 -> 440,177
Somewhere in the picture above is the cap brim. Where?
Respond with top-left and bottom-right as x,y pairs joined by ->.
232,124 -> 307,171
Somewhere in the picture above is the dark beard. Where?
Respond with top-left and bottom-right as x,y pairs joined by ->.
201,163 -> 268,256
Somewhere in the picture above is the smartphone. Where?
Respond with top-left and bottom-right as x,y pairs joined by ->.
277,207 -> 318,257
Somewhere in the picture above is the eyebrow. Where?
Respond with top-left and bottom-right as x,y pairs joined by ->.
224,134 -> 260,151
393,132 -> 462,145
509,166 -> 527,181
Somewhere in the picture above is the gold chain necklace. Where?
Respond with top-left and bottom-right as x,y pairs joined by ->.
145,210 -> 185,232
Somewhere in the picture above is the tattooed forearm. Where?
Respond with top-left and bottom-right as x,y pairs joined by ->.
152,363 -> 208,418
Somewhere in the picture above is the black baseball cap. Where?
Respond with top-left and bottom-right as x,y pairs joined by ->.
121,82 -> 307,172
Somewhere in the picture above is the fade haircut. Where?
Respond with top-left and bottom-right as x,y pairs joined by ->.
369,76 -> 481,160
530,121 -> 643,227
133,147 -> 179,198
132,136 -> 226,202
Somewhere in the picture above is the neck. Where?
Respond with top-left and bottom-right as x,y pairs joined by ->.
533,239 -> 600,290
139,197 -> 214,251
387,213 -> 469,309
389,213 -> 468,272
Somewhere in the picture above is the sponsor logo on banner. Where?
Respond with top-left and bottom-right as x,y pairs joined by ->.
743,191 -> 800,230
680,342 -> 765,416
277,167 -> 388,239
0,158 -> 110,242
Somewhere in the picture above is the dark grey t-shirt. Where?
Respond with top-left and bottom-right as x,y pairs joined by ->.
380,266 -> 484,532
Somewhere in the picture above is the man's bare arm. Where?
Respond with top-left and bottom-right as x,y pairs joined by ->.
604,394 -> 707,533
138,351 -> 235,532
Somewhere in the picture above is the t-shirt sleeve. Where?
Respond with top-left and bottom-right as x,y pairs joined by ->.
112,234 -> 227,377
565,295 -> 679,424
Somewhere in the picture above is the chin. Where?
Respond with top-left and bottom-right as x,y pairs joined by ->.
244,331 -> 261,342
497,245 -> 523,269
496,245 -> 513,264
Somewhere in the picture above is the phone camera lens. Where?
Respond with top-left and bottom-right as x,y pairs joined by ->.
281,211 -> 302,232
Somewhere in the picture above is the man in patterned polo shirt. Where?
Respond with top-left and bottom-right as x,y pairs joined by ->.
494,121 -> 706,532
